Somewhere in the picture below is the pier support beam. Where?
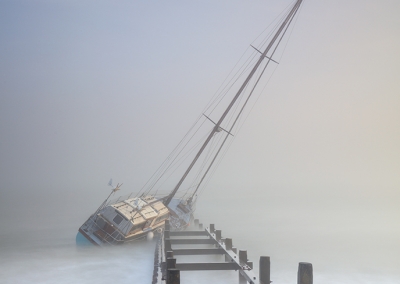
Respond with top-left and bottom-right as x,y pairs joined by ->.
297,262 -> 313,284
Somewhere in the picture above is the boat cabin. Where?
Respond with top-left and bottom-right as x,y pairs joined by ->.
92,196 -> 169,243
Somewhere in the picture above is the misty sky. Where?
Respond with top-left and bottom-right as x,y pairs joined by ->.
0,0 -> 399,255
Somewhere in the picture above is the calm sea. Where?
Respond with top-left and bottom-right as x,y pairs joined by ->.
1,191 -> 399,284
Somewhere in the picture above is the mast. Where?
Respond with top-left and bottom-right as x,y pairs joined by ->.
164,0 -> 303,206
188,0 -> 303,204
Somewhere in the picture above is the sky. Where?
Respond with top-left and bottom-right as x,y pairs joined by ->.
0,0 -> 399,279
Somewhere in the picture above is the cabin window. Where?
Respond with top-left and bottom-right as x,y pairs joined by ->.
113,214 -> 124,225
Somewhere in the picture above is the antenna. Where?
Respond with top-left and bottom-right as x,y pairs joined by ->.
108,178 -> 123,193
113,183 -> 123,193
92,179 -> 123,218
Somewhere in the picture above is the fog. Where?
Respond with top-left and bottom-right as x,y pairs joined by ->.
1,0 -> 399,283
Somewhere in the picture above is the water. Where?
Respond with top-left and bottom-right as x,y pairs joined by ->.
194,193 -> 400,284
0,228 -> 154,284
1,190 -> 399,284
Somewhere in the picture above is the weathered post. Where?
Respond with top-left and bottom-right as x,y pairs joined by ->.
164,230 -> 170,239
166,251 -> 174,258
164,238 -> 172,254
239,250 -> 248,284
225,238 -> 233,250
210,224 -> 215,234
166,258 -> 178,284
224,238 -> 233,261
248,261 -> 253,269
165,219 -> 170,231
194,219 -> 199,229
297,262 -> 313,284
232,247 -> 237,254
216,230 -> 221,241
259,256 -> 270,284
166,258 -> 176,270
167,268 -> 180,284
239,250 -> 247,263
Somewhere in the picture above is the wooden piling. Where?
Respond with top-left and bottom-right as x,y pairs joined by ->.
248,261 -> 253,269
165,220 -> 170,231
215,230 -> 221,241
167,268 -> 180,284
239,250 -> 247,264
297,262 -> 313,284
259,256 -> 270,284
167,258 -> 176,270
210,224 -> 215,234
164,238 -> 172,254
239,250 -> 247,284
225,238 -> 232,250
224,238 -> 233,261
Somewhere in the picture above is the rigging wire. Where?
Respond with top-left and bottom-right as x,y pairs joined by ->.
129,1 -> 302,203
139,4 -> 295,199
140,114 -> 209,197
194,2 -> 302,203
134,114 -> 203,197
151,130 -> 212,196
234,1 -> 301,138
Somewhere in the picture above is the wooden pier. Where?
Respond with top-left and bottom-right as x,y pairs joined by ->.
152,220 -> 313,284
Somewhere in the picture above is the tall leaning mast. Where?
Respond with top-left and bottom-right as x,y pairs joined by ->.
163,0 -> 304,206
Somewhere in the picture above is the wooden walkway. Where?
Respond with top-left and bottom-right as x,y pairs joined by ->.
152,220 -> 313,284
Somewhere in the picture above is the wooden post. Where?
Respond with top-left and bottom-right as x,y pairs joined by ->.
210,224 -> 215,234
298,262 -> 313,284
248,261 -> 253,269
166,256 -> 179,284
259,256 -> 270,284
216,230 -> 221,241
225,238 -> 233,250
194,219 -> 199,229
164,238 -> 172,254
167,268 -> 180,284
166,251 -> 174,258
165,220 -> 170,231
199,223 -> 203,230
224,238 -> 233,261
239,250 -> 247,264
239,250 -> 247,284
166,257 -> 176,269
164,230 -> 170,239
